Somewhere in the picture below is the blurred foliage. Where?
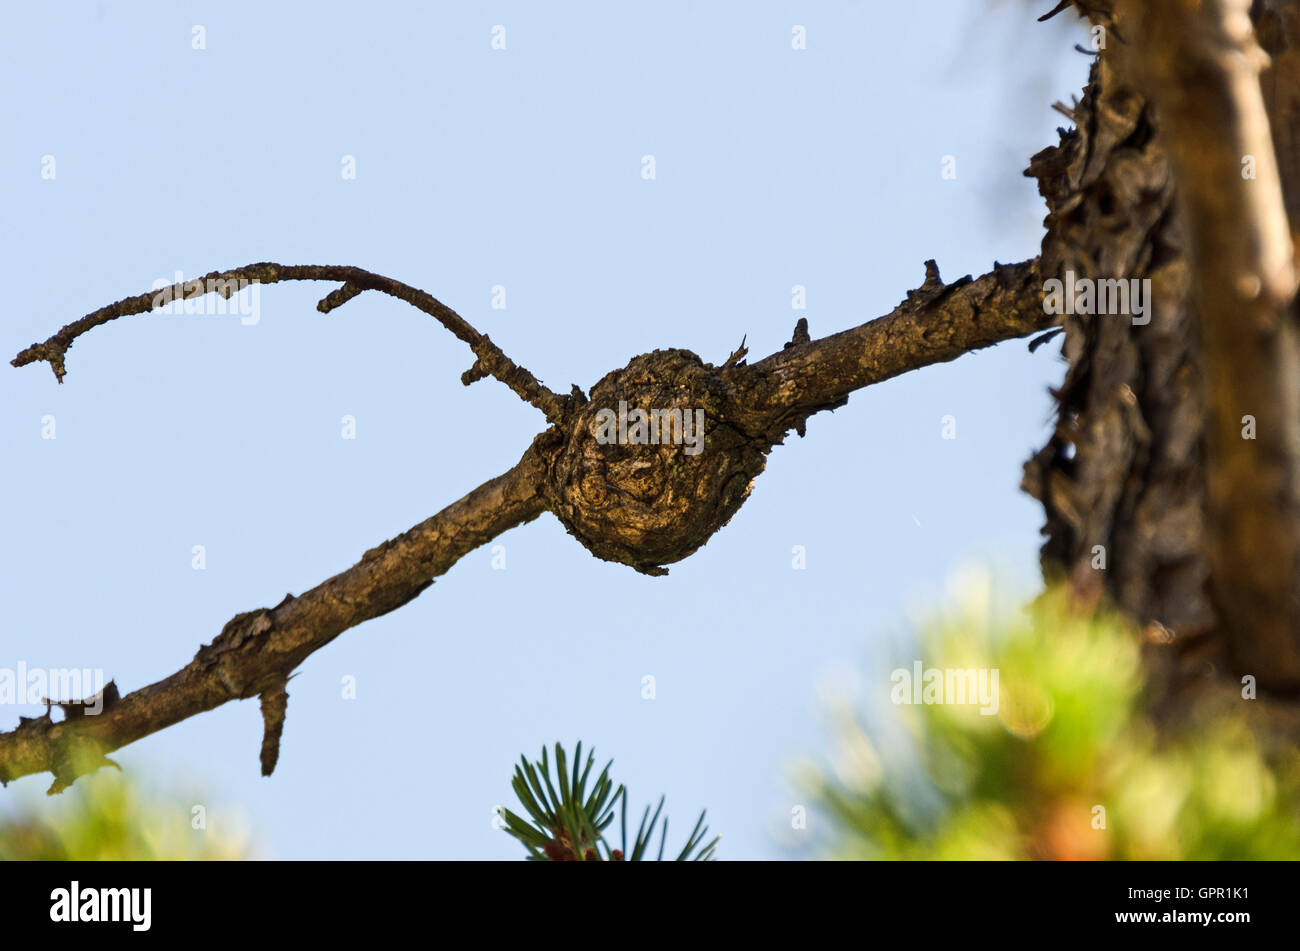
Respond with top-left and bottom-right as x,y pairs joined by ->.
804,578 -> 1300,859
0,769 -> 253,860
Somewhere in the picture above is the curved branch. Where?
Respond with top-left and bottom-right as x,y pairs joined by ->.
10,262 -> 570,424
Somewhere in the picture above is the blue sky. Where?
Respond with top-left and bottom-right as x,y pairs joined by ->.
1,1 -> 1086,858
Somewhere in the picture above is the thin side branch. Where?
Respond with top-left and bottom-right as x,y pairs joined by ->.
11,263 -> 570,424
258,680 -> 290,777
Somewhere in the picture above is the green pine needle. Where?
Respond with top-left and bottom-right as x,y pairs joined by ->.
500,742 -> 719,861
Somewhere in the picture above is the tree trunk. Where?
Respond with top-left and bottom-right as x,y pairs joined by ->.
1023,0 -> 1300,706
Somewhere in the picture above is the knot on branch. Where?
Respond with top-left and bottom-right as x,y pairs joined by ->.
196,608 -> 278,698
907,259 -> 971,309
540,349 -> 768,575
784,317 -> 811,350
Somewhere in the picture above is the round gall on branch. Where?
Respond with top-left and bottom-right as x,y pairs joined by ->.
540,349 -> 767,575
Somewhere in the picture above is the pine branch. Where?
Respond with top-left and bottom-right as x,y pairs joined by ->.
499,742 -> 719,861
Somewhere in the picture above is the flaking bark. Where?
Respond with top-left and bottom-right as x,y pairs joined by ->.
1026,0 -> 1300,697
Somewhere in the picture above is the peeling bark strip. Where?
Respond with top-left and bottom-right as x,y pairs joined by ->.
1021,0 -> 1300,705
1021,44 -> 1217,690
1114,0 -> 1300,684
4,258 -> 1053,791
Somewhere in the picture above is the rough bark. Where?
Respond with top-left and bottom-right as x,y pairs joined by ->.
1021,50 -> 1208,658
1025,0 -> 1300,696
3,258 -> 1054,791
1119,0 -> 1300,683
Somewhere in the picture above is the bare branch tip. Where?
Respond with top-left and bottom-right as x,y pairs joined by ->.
12,342 -> 68,382
259,682 -> 290,777
462,358 -> 490,386
787,317 -> 811,349
1038,0 -> 1073,22
722,336 -> 749,368
317,281 -> 364,314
